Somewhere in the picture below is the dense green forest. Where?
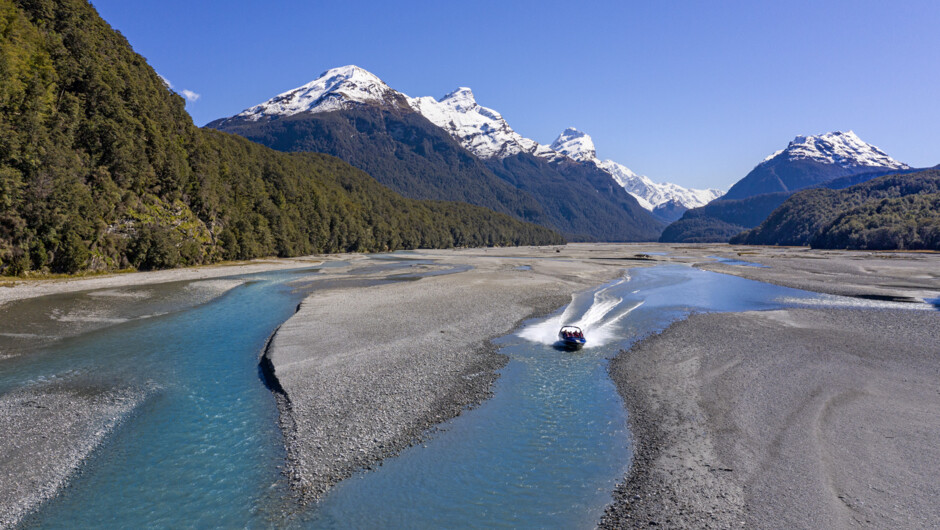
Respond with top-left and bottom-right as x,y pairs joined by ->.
812,194 -> 940,250
209,106 -> 553,228
658,193 -> 788,243
658,216 -> 746,243
484,153 -> 665,241
0,0 -> 561,275
732,170 -> 940,250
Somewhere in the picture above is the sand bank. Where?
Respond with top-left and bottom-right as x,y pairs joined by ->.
692,246 -> 940,302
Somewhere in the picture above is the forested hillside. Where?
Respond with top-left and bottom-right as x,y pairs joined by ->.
658,193 -> 789,243
0,0 -> 561,275
484,154 -> 665,241
208,107 -> 553,227
660,167 -> 919,244
732,170 -> 940,250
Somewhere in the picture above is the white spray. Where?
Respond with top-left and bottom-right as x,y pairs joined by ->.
517,278 -> 643,349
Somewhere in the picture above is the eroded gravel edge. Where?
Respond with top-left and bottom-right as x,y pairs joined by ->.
260,293 -> 570,504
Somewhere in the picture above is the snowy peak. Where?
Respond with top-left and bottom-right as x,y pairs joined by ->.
439,87 -> 478,112
222,65 -> 723,214
766,131 -> 910,170
550,128 -> 596,162
234,65 -> 406,120
409,89 -> 558,160
547,127 -> 723,213
597,159 -> 723,213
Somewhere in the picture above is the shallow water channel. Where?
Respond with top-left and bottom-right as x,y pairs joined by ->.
4,261 -> 825,528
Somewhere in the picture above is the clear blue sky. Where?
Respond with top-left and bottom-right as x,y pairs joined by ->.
90,0 -> 939,190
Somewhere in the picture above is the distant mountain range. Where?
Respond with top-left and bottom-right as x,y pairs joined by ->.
211,68 -> 935,246
210,66 -> 723,238
723,131 -> 910,200
549,128 -> 723,222
660,131 -> 916,243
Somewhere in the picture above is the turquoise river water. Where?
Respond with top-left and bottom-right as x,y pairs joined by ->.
3,261 -> 835,528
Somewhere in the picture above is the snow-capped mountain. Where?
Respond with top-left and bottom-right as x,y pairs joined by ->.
408,88 -> 559,160
550,128 -> 723,213
228,65 -> 559,160
232,65 -> 408,121
222,69 -> 900,217
211,65 -> 725,234
549,127 -> 597,162
761,131 -> 909,170
723,131 -> 911,201
225,66 -> 719,216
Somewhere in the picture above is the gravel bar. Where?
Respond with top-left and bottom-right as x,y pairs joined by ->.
0,382 -> 149,528
263,255 -> 623,502
602,307 -> 940,529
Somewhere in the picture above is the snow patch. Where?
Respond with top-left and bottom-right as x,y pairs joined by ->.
408,89 -> 559,160
223,65 -> 726,207
234,65 -> 403,121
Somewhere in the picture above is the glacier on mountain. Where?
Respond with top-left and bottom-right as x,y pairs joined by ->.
233,65 -> 405,121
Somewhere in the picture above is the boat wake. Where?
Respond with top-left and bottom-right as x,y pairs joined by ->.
518,279 -> 642,349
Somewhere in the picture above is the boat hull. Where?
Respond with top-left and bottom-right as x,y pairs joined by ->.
558,337 -> 586,350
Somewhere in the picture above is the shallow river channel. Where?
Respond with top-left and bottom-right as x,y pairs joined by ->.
3,260 -> 825,528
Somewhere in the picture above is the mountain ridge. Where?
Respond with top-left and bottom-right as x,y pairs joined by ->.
213,66 -> 720,223
723,131 -> 910,201
209,66 -> 666,241
549,128 -> 724,221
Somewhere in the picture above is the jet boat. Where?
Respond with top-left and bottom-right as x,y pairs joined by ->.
558,325 -> 586,350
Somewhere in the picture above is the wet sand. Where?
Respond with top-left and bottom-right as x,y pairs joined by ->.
692,246 -> 940,302
601,246 -> 940,528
